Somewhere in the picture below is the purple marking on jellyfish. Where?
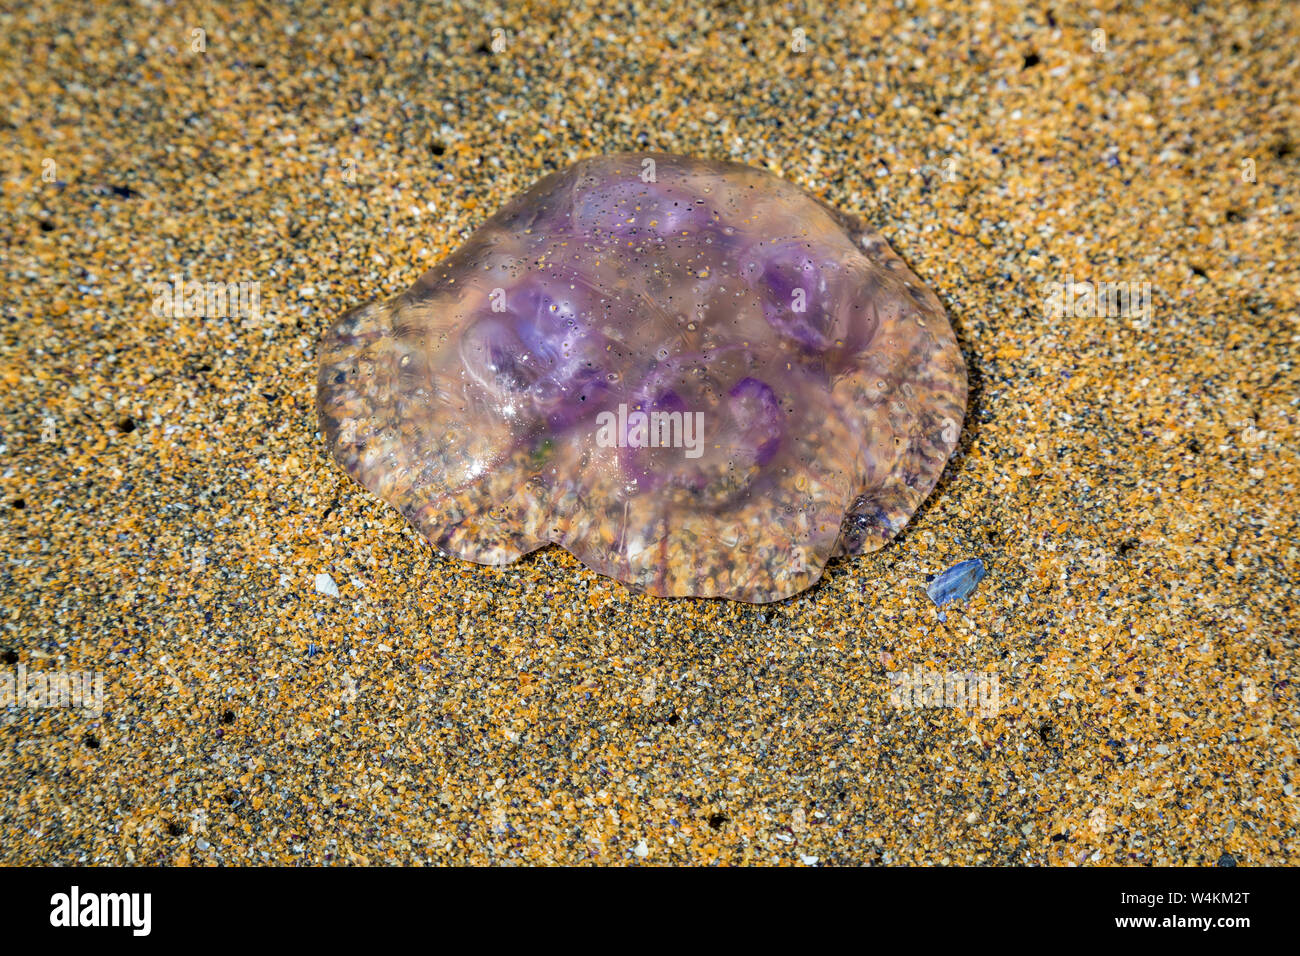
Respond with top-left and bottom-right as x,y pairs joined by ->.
728,376 -> 784,466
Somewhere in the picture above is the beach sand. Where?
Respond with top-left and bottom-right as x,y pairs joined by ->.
0,0 -> 1296,864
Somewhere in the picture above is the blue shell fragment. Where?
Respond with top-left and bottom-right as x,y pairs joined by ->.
926,558 -> 986,607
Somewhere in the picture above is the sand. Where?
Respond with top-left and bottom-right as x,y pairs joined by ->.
0,0 -> 1296,865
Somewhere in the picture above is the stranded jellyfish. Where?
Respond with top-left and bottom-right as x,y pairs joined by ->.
317,153 -> 967,602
